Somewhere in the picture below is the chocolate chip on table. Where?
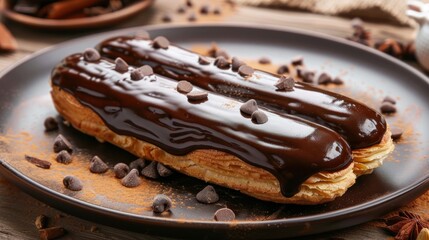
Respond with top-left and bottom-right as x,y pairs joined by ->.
129,158 -> 146,171
177,5 -> 187,13
157,163 -> 174,177
275,76 -> 295,91
198,56 -> 211,65
83,48 -> 100,62
196,185 -> 219,204
141,161 -> 160,179
152,36 -> 170,49
53,134 -> 73,153
277,65 -> 289,74
152,194 -> 172,213
63,175 -> 83,191
332,76 -> 344,85
121,169 -> 141,187
188,12 -> 197,22
380,102 -> 397,114
186,0 -> 193,7
25,155 -> 51,169
90,156 -> 109,174
231,57 -> 245,72
135,30 -> 150,40
214,207 -> 235,221
390,126 -> 403,141
200,5 -> 209,14
35,215 -> 49,230
39,226 -> 66,240
382,96 -> 396,105
161,13 -> 172,22
240,99 -> 258,115
114,57 -> 129,72
177,80 -> 193,94
131,65 -> 154,80
291,56 -> 304,66
44,117 -> 58,131
114,163 -> 130,179
187,91 -> 209,101
258,57 -> 271,64
214,56 -> 230,69
56,150 -> 72,164
251,110 -> 268,124
213,7 -> 221,15
238,65 -> 254,77
316,72 -> 332,85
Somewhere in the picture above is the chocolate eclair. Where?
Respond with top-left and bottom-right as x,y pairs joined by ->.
51,52 -> 356,204
97,35 -> 394,175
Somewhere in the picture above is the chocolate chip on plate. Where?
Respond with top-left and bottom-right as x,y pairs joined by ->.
196,185 -> 219,204
56,150 -> 72,164
291,56 -> 304,66
214,56 -> 230,69
53,134 -> 73,153
114,57 -> 129,72
316,72 -> 332,85
198,56 -> 211,65
238,65 -> 254,77
277,65 -> 289,74
231,57 -> 245,72
157,163 -> 173,177
152,36 -> 170,49
177,80 -> 193,94
240,99 -> 258,115
275,76 -> 295,91
214,49 -> 230,59
152,194 -> 172,213
129,158 -> 146,171
214,207 -> 235,221
83,48 -> 100,62
251,110 -> 268,124
131,65 -> 154,80
114,163 -> 130,179
258,57 -> 271,64
187,91 -> 208,101
121,169 -> 141,187
390,126 -> 403,141
44,117 -> 58,131
135,30 -> 150,40
63,175 -> 83,191
380,102 -> 397,114
141,161 -> 159,179
332,76 -> 344,85
299,68 -> 315,83
382,96 -> 396,105
90,156 -> 109,174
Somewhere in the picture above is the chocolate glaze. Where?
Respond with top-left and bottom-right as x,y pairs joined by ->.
51,54 -> 353,197
97,36 -> 387,149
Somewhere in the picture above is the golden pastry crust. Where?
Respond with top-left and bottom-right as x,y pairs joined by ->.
51,86 -> 358,204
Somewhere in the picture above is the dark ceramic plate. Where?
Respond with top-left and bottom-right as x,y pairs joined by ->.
0,24 -> 428,239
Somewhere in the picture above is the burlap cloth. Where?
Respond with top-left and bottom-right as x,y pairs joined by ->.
235,0 -> 429,26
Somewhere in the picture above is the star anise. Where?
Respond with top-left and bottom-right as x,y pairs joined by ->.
384,211 -> 429,240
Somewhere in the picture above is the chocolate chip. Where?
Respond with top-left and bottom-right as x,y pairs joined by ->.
240,99 -> 258,115
186,0 -> 193,7
198,56 -> 211,65
383,96 -> 396,105
391,126 -> 403,141
53,134 -> 73,153
152,36 -> 170,49
213,7 -> 221,15
238,65 -> 254,77
188,12 -> 197,22
35,215 -> 48,230
114,163 -> 130,179
121,169 -> 141,187
141,161 -> 159,179
332,76 -> 344,85
129,158 -> 146,171
214,49 -> 229,59
161,13 -> 172,22
316,72 -> 332,85
63,175 -> 83,191
44,117 -> 58,131
214,208 -> 235,221
157,163 -> 173,177
275,76 -> 295,91
380,102 -> 397,114
196,185 -> 219,204
56,150 -> 72,164
25,155 -> 51,169
200,5 -> 209,14
177,80 -> 193,93
277,65 -> 289,74
83,48 -> 100,62
39,227 -> 66,240
258,57 -> 271,64
251,110 -> 268,124
152,194 -> 172,213
291,56 -> 303,66
187,91 -> 208,101
90,156 -> 109,174
131,65 -> 154,80
114,57 -> 129,72
214,56 -> 230,69
231,57 -> 245,72
298,68 -> 315,83
177,5 -> 186,13
135,30 -> 150,40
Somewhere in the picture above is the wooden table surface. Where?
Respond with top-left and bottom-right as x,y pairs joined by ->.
0,0 -> 428,239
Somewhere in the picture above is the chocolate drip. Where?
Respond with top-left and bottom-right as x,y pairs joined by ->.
97,36 -> 387,149
51,54 -> 353,197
